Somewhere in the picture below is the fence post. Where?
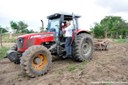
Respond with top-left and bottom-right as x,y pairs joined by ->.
91,32 -> 94,39
104,30 -> 108,39
9,32 -> 12,39
0,29 -> 3,47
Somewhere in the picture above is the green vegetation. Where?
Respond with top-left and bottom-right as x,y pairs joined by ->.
113,39 -> 127,43
3,37 -> 16,43
2,34 -> 17,43
67,64 -> 77,72
91,16 -> 128,39
0,47 -> 9,59
1,33 -> 26,43
0,26 -> 8,33
10,21 -> 34,33
10,21 -> 28,33
56,60 -> 89,74
67,60 -> 89,72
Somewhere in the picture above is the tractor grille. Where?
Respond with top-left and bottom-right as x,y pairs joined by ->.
26,38 -> 35,48
16,37 -> 24,48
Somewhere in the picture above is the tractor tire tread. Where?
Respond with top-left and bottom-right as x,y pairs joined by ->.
20,45 -> 52,77
72,33 -> 94,62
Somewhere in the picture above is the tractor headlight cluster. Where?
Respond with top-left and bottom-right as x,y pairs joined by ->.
16,37 -> 24,48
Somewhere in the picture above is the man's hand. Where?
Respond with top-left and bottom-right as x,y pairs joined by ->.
62,28 -> 66,33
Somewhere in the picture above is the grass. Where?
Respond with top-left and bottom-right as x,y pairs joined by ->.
56,60 -> 89,74
67,64 -> 77,72
2,37 -> 16,43
1,33 -> 24,43
0,47 -> 9,59
113,39 -> 127,43
67,60 -> 89,72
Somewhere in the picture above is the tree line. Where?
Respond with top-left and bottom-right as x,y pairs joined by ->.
91,16 -> 128,39
1,16 -> 128,39
0,21 -> 36,34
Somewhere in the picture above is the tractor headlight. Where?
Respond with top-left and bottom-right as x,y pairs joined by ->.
16,37 -> 24,48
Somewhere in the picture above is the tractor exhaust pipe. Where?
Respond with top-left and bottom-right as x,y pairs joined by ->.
40,20 -> 44,32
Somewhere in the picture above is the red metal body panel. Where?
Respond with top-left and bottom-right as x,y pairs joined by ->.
71,29 -> 89,43
17,29 -> 89,52
75,29 -> 89,34
18,32 -> 55,52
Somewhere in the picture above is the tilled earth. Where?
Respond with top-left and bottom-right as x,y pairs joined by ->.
0,42 -> 128,85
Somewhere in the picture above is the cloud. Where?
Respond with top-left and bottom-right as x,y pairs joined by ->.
95,0 -> 128,13
0,0 -> 99,31
1,0 -> 128,32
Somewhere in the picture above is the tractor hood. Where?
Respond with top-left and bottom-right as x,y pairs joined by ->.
18,32 -> 54,39
17,32 -> 55,52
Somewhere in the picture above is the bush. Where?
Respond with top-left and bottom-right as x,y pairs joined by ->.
0,47 -> 9,59
113,39 -> 126,43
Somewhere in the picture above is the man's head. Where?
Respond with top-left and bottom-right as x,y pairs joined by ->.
66,21 -> 71,26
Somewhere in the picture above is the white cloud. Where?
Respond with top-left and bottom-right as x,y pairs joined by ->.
0,0 -> 128,32
95,0 -> 128,13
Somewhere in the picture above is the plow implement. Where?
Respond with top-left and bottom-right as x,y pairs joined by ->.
94,39 -> 109,51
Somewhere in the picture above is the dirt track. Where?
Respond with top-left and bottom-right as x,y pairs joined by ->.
0,42 -> 128,85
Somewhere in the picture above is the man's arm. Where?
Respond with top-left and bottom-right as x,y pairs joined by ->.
64,25 -> 74,31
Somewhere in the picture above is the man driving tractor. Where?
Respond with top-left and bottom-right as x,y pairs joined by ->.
62,21 -> 74,59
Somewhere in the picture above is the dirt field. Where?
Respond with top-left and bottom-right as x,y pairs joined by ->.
0,42 -> 128,85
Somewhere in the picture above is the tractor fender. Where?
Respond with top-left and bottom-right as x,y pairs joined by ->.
72,30 -> 90,42
76,30 -> 90,35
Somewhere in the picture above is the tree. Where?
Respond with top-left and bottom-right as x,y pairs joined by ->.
10,21 -> 19,33
24,29 -> 35,33
92,23 -> 105,38
10,21 -> 28,33
18,21 -> 28,33
0,26 -> 8,47
0,26 -> 8,33
29,29 -> 35,33
91,16 -> 128,38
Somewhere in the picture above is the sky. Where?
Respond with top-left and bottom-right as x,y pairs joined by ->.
0,0 -> 128,32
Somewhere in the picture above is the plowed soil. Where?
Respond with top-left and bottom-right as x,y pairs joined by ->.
0,42 -> 128,85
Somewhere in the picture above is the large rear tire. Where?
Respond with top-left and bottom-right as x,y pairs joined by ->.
72,33 -> 94,62
20,45 -> 52,77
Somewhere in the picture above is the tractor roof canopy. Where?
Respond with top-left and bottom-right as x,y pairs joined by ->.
47,13 -> 81,20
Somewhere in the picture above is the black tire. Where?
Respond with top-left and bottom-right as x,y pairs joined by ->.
20,45 -> 52,77
7,44 -> 20,64
72,33 -> 94,62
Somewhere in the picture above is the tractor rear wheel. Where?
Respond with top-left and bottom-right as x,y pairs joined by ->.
20,45 -> 52,77
72,33 -> 94,62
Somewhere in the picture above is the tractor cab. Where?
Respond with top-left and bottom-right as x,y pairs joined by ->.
46,13 -> 81,42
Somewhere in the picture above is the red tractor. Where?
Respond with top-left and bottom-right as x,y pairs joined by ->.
7,13 -> 94,77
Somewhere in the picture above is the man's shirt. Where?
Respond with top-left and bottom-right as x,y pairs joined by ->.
64,24 -> 74,37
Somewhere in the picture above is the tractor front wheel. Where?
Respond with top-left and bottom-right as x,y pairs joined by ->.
20,45 -> 52,77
